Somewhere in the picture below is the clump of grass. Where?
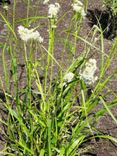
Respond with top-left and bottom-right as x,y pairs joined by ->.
103,0 -> 117,14
0,0 -> 117,155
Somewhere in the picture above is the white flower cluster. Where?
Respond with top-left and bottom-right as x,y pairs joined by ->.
72,0 -> 86,18
80,59 -> 98,85
43,0 -> 49,4
48,3 -> 60,18
3,5 -> 9,11
18,25 -> 43,43
63,72 -> 74,86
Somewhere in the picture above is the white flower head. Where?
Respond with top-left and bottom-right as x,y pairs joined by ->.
48,3 -> 60,18
43,0 -> 49,4
18,25 -> 43,43
3,5 -> 9,11
64,72 -> 74,83
80,59 -> 98,85
72,0 -> 86,18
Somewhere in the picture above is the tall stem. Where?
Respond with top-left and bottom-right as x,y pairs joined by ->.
13,0 -> 16,30
24,43 -> 32,108
26,0 -> 30,25
44,18 -> 55,93
72,14 -> 82,59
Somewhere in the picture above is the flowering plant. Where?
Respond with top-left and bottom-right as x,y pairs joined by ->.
48,3 -> 60,18
0,0 -> 117,155
72,0 -> 86,18
18,25 -> 43,43
80,59 -> 98,85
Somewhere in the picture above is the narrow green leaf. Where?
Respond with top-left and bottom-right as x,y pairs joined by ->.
39,149 -> 45,156
99,96 -> 117,124
0,13 -> 17,39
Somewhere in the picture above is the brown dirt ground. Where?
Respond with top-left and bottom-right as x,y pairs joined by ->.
0,0 -> 117,155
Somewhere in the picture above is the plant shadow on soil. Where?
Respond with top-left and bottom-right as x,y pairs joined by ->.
86,9 -> 117,40
0,0 -> 11,5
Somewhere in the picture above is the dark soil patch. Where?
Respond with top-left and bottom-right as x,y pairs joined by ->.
0,0 -> 11,5
87,9 -> 117,39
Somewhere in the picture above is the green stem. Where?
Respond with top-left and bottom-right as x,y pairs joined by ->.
26,0 -> 30,25
84,0 -> 88,11
72,14 -> 82,58
13,0 -> 16,30
24,43 -> 32,108
2,44 -> 9,91
47,119 -> 52,156
44,18 -> 55,93
80,81 -> 94,137
9,44 -> 19,103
